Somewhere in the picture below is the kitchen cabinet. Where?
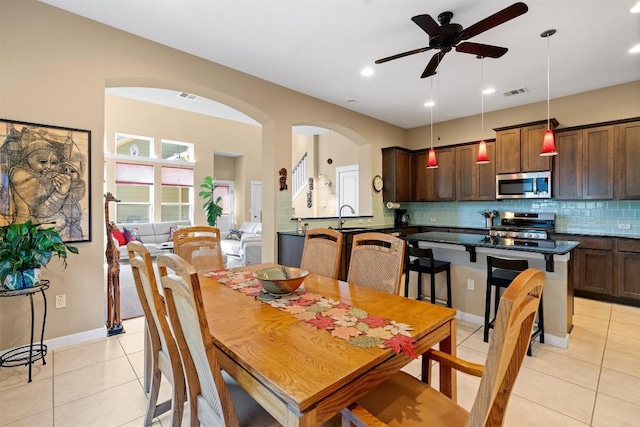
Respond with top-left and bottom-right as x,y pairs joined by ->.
616,120 -> 640,199
456,142 -> 496,201
554,125 -> 615,200
413,147 -> 455,201
435,147 -> 456,201
616,239 -> 640,302
414,150 -> 437,201
382,147 -> 413,202
573,236 -> 613,296
495,119 -> 558,174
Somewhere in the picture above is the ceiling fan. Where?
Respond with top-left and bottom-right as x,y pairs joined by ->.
375,2 -> 528,78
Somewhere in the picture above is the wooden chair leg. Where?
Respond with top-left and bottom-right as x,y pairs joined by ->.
404,267 -> 410,298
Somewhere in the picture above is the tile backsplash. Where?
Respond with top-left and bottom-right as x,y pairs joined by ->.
408,200 -> 640,237
277,192 -> 639,238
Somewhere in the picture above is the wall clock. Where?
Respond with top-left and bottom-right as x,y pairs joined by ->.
372,175 -> 384,192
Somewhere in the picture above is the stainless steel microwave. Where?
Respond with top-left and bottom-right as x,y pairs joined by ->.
496,171 -> 552,200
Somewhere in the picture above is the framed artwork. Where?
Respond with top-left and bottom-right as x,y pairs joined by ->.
0,118 -> 91,243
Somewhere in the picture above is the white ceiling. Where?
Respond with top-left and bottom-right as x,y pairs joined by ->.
42,0 -> 640,129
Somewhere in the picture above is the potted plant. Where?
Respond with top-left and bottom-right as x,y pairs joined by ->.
199,176 -> 223,227
0,221 -> 79,290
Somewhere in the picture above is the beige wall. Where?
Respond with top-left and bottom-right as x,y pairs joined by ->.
0,0 -> 405,349
406,81 -> 640,149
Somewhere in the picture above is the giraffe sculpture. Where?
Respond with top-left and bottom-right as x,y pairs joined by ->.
104,192 -> 124,336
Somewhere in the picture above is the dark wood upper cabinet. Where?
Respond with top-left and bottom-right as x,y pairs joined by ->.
435,147 -> 456,201
495,120 -> 557,174
414,150 -> 437,201
554,129 -> 583,199
456,142 -> 496,201
382,147 -> 413,202
582,125 -> 614,199
616,121 -> 640,199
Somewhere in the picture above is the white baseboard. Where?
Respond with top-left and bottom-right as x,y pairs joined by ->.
44,327 -> 106,351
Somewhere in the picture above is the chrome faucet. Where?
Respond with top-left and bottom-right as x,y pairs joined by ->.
338,204 -> 355,228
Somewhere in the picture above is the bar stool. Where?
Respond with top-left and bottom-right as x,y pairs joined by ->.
404,240 -> 452,307
484,255 -> 545,356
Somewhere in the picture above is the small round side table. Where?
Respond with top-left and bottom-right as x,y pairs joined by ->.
0,280 -> 50,382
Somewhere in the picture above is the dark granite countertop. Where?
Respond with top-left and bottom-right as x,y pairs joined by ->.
405,232 -> 580,255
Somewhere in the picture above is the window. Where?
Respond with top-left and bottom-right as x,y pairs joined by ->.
115,163 -> 153,222
115,133 -> 152,158
161,139 -> 193,162
161,166 -> 194,222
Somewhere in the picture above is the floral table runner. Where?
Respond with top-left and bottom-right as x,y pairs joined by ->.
203,269 -> 417,358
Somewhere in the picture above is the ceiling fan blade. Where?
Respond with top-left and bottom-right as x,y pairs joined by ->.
375,46 -> 433,64
456,42 -> 508,58
461,2 -> 528,40
421,48 -> 450,78
411,14 -> 444,37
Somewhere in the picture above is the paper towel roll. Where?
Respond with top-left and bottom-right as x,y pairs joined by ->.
386,202 -> 401,209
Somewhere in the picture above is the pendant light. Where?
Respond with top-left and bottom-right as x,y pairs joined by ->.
540,29 -> 557,156
476,57 -> 490,164
427,76 -> 438,168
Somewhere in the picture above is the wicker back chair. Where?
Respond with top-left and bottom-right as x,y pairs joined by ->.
342,268 -> 546,427
346,232 -> 406,294
127,241 -> 185,426
157,253 -> 278,427
299,228 -> 344,279
172,226 -> 224,273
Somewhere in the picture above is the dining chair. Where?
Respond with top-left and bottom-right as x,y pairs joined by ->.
341,268 -> 546,427
156,253 -> 280,426
172,225 -> 225,273
347,232 -> 406,294
299,228 -> 344,279
127,241 -> 186,427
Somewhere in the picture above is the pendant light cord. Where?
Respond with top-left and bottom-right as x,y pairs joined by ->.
481,57 -> 485,138
430,76 -> 434,149
547,34 -> 550,130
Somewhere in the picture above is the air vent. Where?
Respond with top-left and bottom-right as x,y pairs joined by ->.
502,87 -> 529,97
177,92 -> 200,101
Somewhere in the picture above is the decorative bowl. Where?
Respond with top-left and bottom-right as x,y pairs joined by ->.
254,266 -> 309,295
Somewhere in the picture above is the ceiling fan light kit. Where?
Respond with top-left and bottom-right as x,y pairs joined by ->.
540,28 -> 558,156
375,2 -> 529,78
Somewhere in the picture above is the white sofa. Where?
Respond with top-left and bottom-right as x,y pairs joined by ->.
113,220 -> 191,259
220,222 -> 262,265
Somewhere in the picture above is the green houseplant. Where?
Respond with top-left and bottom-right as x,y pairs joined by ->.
0,221 -> 79,290
199,176 -> 223,227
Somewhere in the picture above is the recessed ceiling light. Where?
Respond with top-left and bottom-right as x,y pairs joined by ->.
482,88 -> 496,95
629,44 -> 640,53
360,67 -> 374,77
631,2 -> 640,13
424,101 -> 435,107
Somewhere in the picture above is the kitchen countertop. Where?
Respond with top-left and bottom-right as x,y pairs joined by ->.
405,231 -> 580,272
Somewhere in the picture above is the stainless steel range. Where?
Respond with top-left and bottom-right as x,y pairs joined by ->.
489,211 -> 555,240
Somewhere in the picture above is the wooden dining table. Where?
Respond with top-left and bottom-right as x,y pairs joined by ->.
198,263 -> 458,426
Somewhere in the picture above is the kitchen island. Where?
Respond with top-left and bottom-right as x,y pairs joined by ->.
405,231 -> 580,349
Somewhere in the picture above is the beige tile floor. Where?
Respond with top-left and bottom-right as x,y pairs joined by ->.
0,297 -> 639,426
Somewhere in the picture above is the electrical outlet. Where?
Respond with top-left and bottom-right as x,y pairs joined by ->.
467,279 -> 475,291
618,223 -> 631,229
55,294 -> 66,309
367,219 -> 372,223
430,218 -> 437,222
358,219 -> 363,223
